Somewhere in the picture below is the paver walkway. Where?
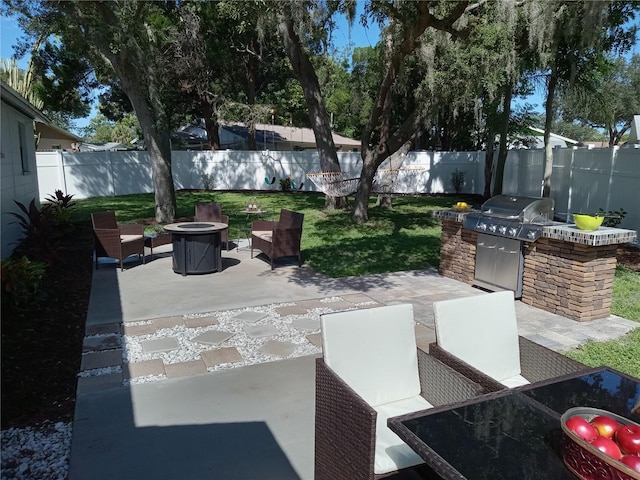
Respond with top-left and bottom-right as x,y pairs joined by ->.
78,244 -> 638,393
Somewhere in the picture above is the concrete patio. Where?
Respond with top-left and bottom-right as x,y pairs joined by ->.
68,241 -> 639,479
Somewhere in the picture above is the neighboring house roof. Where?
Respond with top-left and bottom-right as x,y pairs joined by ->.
36,121 -> 81,142
0,80 -> 48,123
578,141 -> 610,149
78,142 -> 127,151
175,120 -> 361,151
224,122 -> 361,150
528,127 -> 579,146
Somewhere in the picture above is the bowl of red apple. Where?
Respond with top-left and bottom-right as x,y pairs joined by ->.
561,407 -> 640,479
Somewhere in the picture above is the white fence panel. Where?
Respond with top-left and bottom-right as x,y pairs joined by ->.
35,146 -> 640,235
606,148 -> 640,231
36,151 -> 66,197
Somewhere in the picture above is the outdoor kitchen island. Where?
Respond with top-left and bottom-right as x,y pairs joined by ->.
434,209 -> 637,321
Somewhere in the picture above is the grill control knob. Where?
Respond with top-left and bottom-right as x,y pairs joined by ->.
478,222 -> 487,231
527,231 -> 536,240
509,227 -> 518,236
499,226 -> 507,234
489,224 -> 497,233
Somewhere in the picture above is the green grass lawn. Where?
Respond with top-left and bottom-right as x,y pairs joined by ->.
74,191 -> 640,377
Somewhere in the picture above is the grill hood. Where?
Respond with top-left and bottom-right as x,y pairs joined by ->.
479,195 -> 555,223
463,195 -> 555,241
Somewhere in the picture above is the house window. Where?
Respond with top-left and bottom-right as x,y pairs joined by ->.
52,144 -> 62,150
18,122 -> 30,173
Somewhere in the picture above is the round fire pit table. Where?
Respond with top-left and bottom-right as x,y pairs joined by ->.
163,222 -> 228,276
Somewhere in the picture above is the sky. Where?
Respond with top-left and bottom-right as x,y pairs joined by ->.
1,8 -> 638,135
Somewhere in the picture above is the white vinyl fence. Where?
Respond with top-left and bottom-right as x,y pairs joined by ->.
36,147 -> 639,234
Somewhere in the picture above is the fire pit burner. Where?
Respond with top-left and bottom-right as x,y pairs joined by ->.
164,222 -> 228,275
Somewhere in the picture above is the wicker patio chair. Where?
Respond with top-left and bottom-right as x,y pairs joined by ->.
194,202 -> 230,250
315,304 -> 484,480
428,291 -> 587,393
251,209 -> 303,269
91,211 -> 145,271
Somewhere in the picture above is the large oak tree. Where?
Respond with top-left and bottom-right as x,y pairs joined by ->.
5,0 -> 181,222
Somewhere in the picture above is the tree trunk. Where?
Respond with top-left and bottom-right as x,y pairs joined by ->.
88,3 -> 177,223
353,151 -> 378,222
202,101 -> 220,150
484,125 -> 495,199
124,89 -> 176,222
246,60 -> 258,150
493,84 -> 512,197
542,70 -> 558,198
277,7 -> 343,208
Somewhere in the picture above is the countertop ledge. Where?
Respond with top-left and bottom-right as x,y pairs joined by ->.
432,209 -> 637,246
541,224 -> 637,246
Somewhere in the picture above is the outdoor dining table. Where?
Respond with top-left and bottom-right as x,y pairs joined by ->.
388,366 -> 640,480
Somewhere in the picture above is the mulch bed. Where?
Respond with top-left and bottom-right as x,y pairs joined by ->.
1,221 -> 94,429
617,243 -> 640,272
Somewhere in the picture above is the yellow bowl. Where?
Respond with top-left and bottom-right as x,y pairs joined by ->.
573,214 -> 604,231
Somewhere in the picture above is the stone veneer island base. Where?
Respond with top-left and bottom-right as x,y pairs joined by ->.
434,211 -> 637,322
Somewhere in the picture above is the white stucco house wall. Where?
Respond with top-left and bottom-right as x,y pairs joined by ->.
1,80 -> 48,259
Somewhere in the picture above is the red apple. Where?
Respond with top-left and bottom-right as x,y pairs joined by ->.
620,455 -> 640,473
566,416 -> 599,442
616,425 -> 640,455
591,415 -> 621,438
591,436 -> 622,460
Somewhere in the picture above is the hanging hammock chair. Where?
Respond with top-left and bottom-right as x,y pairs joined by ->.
372,167 -> 425,196
306,170 -> 360,196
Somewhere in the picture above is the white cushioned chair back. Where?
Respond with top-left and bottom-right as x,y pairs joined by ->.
321,304 -> 420,407
433,291 -> 521,382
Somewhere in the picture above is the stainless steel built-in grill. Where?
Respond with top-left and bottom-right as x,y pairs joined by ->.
463,195 -> 555,298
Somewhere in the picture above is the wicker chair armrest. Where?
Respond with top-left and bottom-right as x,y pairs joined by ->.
251,220 -> 277,232
418,349 -> 485,406
315,358 -> 376,480
271,227 -> 302,241
428,342 -> 505,393
118,223 -> 144,235
519,336 -> 587,383
93,228 -> 122,241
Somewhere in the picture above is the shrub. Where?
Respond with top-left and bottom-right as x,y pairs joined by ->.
280,177 -> 293,192
451,169 -> 465,194
8,199 -> 57,260
1,256 -> 47,306
202,174 -> 214,191
598,208 -> 627,228
43,190 -> 76,230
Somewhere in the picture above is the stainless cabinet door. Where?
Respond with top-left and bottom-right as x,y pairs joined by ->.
475,233 -> 498,285
494,236 -> 523,295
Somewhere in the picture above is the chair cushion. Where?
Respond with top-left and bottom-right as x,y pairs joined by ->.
120,234 -> 143,243
252,231 -> 272,242
500,374 -> 529,388
321,304 -> 420,407
373,395 -> 432,474
433,291 -> 522,383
